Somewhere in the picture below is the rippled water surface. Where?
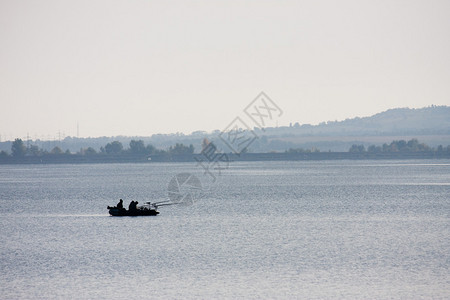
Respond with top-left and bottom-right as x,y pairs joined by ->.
1,160 -> 449,299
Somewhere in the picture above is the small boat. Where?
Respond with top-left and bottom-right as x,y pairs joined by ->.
107,207 -> 159,216
107,202 -> 159,216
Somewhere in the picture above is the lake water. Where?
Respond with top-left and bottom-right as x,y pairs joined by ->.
1,160 -> 449,299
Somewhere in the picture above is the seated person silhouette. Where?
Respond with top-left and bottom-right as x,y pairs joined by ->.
117,199 -> 123,209
128,201 -> 138,211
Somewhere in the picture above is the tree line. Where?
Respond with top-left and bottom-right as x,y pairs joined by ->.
1,137 -> 449,159
348,139 -> 450,153
0,139 -> 195,158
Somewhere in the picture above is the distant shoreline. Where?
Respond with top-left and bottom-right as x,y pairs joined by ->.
1,152 -> 449,165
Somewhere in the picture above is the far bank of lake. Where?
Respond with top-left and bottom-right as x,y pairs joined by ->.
1,151 -> 450,164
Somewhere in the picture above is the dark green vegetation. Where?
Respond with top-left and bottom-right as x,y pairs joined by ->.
11,138 -> 26,157
0,138 -> 449,164
3,139 -> 194,159
285,138 -> 450,155
347,139 -> 445,153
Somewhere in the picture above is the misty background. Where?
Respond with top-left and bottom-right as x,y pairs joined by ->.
1,0 -> 450,140
1,105 -> 449,153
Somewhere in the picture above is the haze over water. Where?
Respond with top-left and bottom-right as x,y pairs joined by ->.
1,160 -> 449,299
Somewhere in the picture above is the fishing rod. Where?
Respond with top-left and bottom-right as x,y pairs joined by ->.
144,200 -> 177,209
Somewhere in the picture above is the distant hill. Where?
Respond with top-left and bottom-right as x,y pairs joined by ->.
260,105 -> 450,136
246,105 -> 450,151
1,106 -> 449,153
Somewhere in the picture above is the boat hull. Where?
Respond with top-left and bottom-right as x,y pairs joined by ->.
108,207 -> 159,216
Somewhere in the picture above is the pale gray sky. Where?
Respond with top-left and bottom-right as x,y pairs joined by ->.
1,0 -> 449,140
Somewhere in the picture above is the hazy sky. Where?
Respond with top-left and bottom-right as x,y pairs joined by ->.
1,0 -> 449,140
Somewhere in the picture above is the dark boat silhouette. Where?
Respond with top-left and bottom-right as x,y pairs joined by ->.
107,207 -> 159,216
107,201 -> 174,216
107,201 -> 160,216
